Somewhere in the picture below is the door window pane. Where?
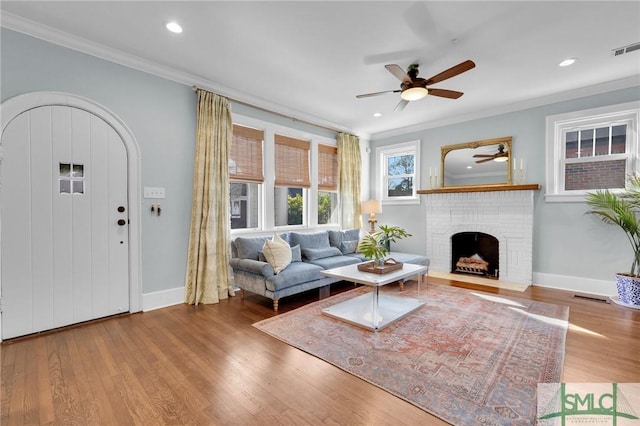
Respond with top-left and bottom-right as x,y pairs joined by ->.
60,179 -> 71,193
72,164 -> 84,177
73,180 -> 84,194
60,163 -> 71,177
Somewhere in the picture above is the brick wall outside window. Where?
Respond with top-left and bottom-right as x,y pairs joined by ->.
564,159 -> 626,190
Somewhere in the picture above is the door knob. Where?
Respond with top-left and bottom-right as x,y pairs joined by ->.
117,219 -> 127,226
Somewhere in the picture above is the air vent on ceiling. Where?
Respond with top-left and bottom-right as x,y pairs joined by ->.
612,42 -> 640,56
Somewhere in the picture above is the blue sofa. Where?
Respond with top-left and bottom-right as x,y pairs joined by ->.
230,229 -> 429,311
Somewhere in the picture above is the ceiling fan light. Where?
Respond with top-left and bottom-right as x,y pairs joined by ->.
493,156 -> 509,162
401,87 -> 428,101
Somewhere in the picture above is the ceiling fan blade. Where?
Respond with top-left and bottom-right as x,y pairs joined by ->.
425,60 -> 476,85
356,89 -> 401,99
385,64 -> 410,82
472,154 -> 494,158
394,99 -> 409,112
475,157 -> 494,164
428,88 -> 464,99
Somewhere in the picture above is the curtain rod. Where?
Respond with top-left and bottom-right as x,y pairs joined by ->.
192,85 -> 343,135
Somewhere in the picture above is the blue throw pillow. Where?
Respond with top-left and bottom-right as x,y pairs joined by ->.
340,240 -> 358,254
302,247 -> 342,261
290,245 -> 302,262
290,231 -> 331,250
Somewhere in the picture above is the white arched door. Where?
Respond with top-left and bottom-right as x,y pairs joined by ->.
1,93 -> 142,340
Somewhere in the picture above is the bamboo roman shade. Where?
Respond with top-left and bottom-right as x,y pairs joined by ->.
318,144 -> 338,191
274,134 -> 310,188
230,124 -> 264,183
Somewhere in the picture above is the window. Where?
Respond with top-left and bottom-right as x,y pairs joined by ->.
230,116 -> 340,233
59,163 -> 84,194
376,141 -> 421,204
274,134 -> 310,227
545,101 -> 639,202
229,124 -> 263,229
318,144 -> 338,225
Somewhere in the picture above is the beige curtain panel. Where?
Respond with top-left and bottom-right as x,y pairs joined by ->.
185,89 -> 235,305
337,133 -> 362,229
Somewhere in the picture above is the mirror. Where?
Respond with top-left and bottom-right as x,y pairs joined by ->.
441,136 -> 512,187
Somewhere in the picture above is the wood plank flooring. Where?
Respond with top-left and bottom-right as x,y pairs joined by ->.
2,278 -> 639,425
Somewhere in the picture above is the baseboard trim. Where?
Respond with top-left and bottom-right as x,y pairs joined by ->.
142,287 -> 184,312
141,274 -> 616,311
532,272 -> 616,297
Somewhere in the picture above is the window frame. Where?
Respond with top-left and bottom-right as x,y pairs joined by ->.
376,140 -> 421,205
230,114 -> 338,234
545,101 -> 640,203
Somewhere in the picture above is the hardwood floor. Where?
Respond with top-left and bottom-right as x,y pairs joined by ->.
2,278 -> 639,425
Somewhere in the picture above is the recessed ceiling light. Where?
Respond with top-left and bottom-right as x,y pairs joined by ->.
559,58 -> 576,67
373,112 -> 382,117
466,165 -> 472,169
166,22 -> 183,34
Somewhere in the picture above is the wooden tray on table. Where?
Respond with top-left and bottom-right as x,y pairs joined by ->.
357,258 -> 404,274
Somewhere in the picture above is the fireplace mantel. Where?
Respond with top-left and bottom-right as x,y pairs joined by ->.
418,184 -> 540,195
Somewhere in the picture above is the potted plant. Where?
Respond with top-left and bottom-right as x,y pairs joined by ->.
586,174 -> 640,307
357,225 -> 412,267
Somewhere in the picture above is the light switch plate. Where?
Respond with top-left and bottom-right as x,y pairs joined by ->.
144,187 -> 165,199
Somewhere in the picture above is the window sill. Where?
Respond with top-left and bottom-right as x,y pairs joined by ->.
545,188 -> 625,203
382,198 -> 421,206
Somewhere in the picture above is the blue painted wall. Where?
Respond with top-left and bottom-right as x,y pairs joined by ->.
1,28 -> 337,295
370,87 -> 640,289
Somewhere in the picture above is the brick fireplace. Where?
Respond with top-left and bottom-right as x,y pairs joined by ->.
420,186 -> 539,285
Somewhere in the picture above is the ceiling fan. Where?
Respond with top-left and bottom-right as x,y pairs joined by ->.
473,144 -> 509,163
356,60 -> 475,111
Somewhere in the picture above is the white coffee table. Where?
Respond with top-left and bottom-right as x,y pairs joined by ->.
320,262 -> 428,331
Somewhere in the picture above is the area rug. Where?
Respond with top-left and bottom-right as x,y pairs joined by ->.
253,284 -> 569,425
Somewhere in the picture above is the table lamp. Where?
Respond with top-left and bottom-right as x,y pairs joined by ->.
361,199 -> 382,233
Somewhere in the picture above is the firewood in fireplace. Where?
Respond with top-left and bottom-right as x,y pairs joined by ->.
456,254 -> 489,275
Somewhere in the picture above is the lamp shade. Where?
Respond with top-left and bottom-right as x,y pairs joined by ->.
361,199 -> 382,214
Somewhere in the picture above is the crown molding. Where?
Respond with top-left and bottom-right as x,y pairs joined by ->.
3,11 -> 635,142
0,12 -> 352,137
370,75 -> 640,141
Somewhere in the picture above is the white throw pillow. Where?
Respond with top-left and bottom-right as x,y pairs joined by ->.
262,234 -> 292,274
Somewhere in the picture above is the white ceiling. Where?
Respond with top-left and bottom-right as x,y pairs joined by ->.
2,1 -> 639,139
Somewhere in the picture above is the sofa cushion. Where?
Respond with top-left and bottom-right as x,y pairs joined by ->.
302,246 -> 342,261
234,236 -> 270,260
262,234 -> 292,274
306,254 -> 361,269
328,229 -> 362,253
289,231 -> 331,250
265,262 -> 325,292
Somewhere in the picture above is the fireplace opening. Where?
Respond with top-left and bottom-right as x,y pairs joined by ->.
451,232 -> 499,279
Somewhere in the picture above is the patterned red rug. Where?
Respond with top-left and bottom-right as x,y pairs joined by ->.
254,283 -> 569,425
